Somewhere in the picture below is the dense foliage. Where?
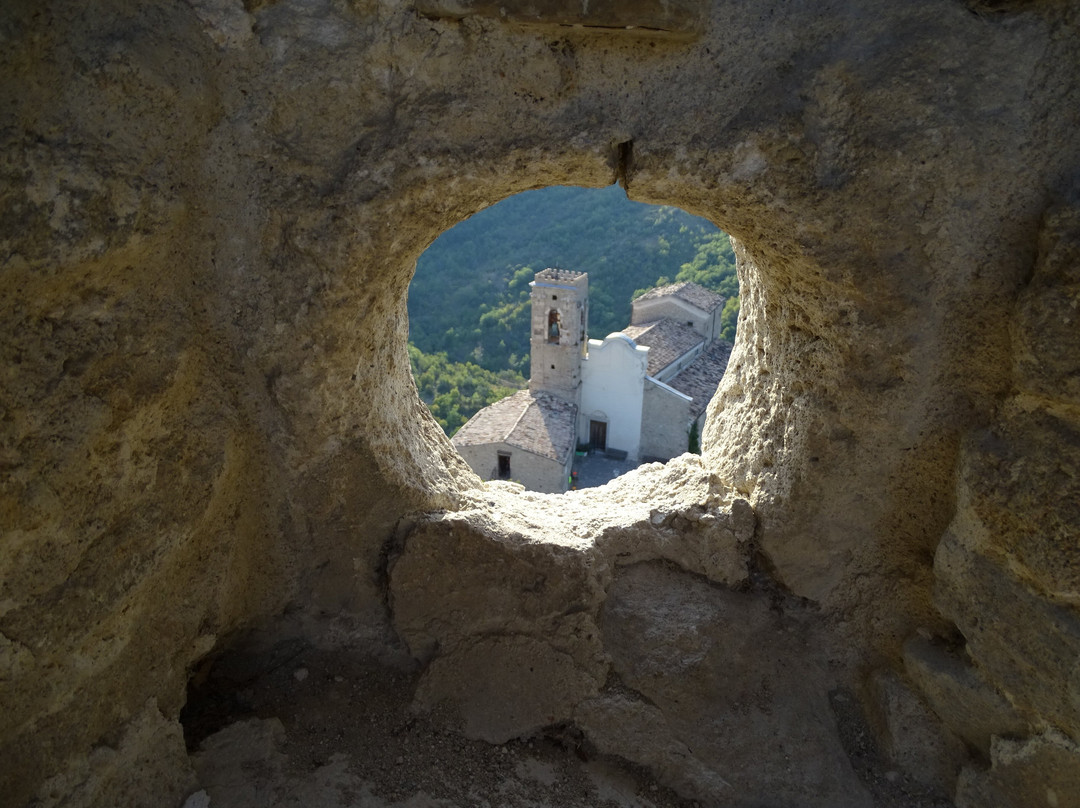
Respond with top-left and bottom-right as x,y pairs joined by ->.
409,344 -> 527,435
407,184 -> 739,435
634,231 -> 740,342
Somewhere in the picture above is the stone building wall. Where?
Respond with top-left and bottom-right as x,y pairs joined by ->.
529,270 -> 588,402
652,341 -> 704,383
455,441 -> 569,494
2,0 -> 1079,805
631,295 -> 719,343
640,379 -> 693,462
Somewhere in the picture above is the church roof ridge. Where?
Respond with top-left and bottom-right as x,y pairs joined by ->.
452,389 -> 577,462
635,280 -> 725,313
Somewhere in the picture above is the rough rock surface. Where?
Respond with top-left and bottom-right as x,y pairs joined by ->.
416,0 -> 709,38
902,636 -> 1027,758
2,0 -> 1080,805
182,641 -> 952,808
390,457 -> 753,749
33,699 -> 196,808
862,669 -> 965,793
955,730 -> 1080,808
589,562 -> 872,807
184,645 -> 705,808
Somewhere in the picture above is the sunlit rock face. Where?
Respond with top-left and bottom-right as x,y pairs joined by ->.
2,0 -> 1078,805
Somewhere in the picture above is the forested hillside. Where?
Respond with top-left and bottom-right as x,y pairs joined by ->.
408,184 -> 738,434
409,345 -> 527,435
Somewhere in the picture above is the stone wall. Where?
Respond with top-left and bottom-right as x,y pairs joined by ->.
2,0 -> 1079,805
455,441 -> 569,494
631,295 -> 718,345
640,379 -> 692,461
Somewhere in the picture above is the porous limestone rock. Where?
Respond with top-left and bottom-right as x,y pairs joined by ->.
936,531 -> 1080,738
939,407 -> 1080,606
190,716 -> 448,808
955,730 -> 1080,808
191,718 -> 290,806
31,699 -> 197,808
389,501 -> 609,742
415,0 -> 709,38
902,636 -> 1028,758
934,415 -> 1080,737
3,0 -> 1080,804
413,635 -> 603,744
920,188 -> 1080,805
592,562 -> 872,807
1013,196 -> 1080,408
574,691 -> 731,802
391,484 -> 865,806
931,386 -> 1080,802
863,668 -> 966,792
390,456 -> 753,747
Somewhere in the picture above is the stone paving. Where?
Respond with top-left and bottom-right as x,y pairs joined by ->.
570,451 -> 643,490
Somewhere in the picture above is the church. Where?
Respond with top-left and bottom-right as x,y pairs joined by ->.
452,268 -> 732,492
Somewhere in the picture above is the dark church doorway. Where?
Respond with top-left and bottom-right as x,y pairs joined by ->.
589,420 -> 607,452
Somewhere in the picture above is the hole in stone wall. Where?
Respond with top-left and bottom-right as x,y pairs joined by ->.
408,184 -> 739,493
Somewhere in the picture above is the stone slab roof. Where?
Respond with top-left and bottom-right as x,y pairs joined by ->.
452,390 -> 578,462
621,318 -> 704,376
635,281 -> 725,313
668,340 -> 734,419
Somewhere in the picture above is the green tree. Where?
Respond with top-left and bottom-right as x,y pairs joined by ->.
719,296 -> 740,342
408,343 -> 526,435
674,232 -> 738,298
675,231 -> 740,342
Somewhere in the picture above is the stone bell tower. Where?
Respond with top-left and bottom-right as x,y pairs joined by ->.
528,268 -> 588,404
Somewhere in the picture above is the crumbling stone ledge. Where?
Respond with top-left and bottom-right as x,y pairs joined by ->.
389,455 -> 751,736
387,456 -> 873,805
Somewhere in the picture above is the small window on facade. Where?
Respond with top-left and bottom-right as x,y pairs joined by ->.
552,295 -> 558,300
547,310 -> 560,344
497,453 -> 511,479
687,320 -> 693,326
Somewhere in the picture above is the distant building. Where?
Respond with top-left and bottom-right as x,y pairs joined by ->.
453,269 -> 732,491
452,389 -> 578,494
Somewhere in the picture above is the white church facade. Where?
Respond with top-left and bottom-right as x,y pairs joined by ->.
452,268 -> 732,492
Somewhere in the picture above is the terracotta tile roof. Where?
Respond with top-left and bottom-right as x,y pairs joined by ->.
452,390 -> 578,462
667,340 -> 734,419
635,281 -> 725,313
621,318 -> 704,376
